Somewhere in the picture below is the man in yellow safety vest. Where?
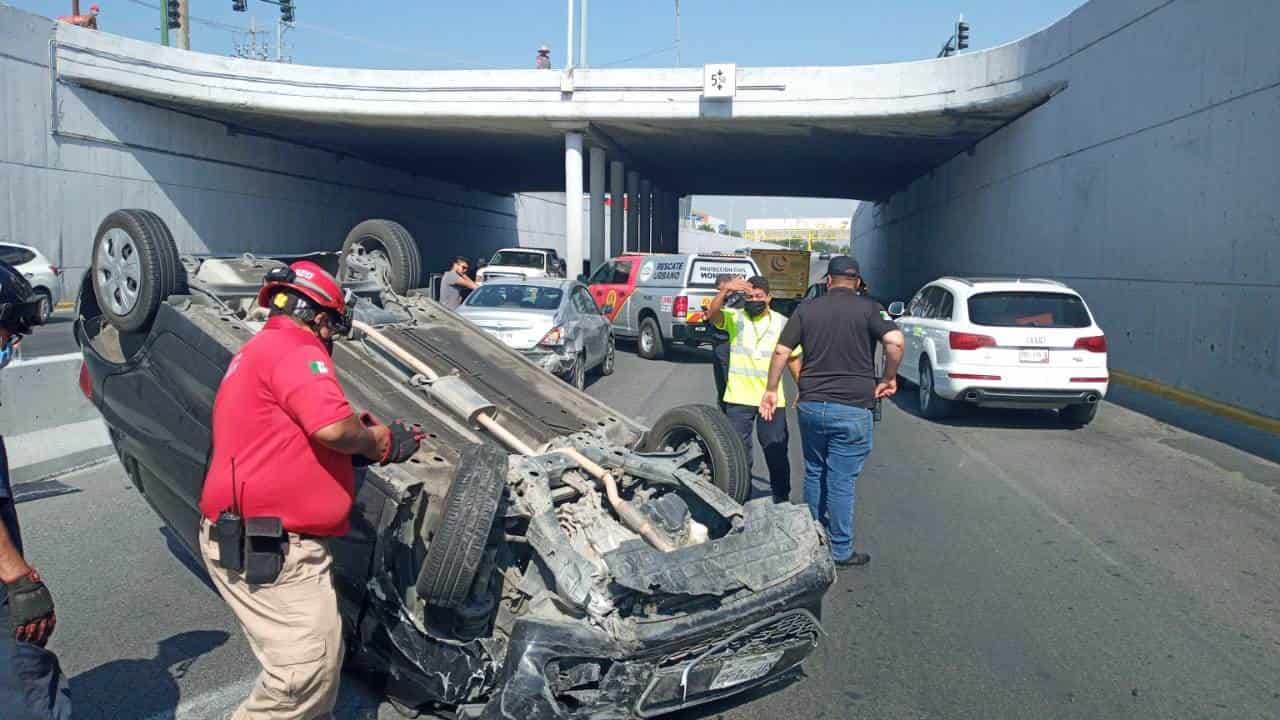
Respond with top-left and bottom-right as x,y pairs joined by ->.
707,276 -> 801,503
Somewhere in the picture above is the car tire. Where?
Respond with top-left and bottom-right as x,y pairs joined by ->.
341,219 -> 421,295
638,317 -> 665,360
1060,402 -> 1099,427
416,443 -> 507,609
92,209 -> 181,333
917,356 -> 956,420
34,289 -> 53,323
642,404 -> 751,504
571,352 -> 586,390
599,335 -> 616,376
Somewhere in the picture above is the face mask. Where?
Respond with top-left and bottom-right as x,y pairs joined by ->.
0,336 -> 17,370
744,300 -> 768,317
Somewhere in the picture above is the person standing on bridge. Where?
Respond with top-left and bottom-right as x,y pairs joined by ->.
198,261 -> 422,719
708,275 -> 801,503
759,256 -> 905,567
441,256 -> 478,311
0,260 -> 71,720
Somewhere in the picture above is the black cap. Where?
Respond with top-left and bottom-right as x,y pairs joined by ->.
826,255 -> 860,278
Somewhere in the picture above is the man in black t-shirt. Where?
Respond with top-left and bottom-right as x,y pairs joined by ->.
759,256 -> 905,568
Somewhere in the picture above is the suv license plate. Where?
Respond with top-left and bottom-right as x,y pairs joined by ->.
709,651 -> 783,691
1019,349 -> 1050,364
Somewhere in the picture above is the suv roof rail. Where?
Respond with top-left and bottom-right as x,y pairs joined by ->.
1020,277 -> 1067,287
940,276 -> 974,286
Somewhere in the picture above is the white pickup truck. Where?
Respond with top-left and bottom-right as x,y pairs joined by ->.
476,247 -> 567,282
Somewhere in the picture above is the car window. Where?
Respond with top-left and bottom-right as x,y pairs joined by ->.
0,245 -> 35,265
915,286 -> 942,319
573,288 -> 599,314
587,262 -> 615,285
465,284 -> 563,310
611,260 -> 633,285
936,289 -> 955,320
967,292 -> 1092,328
489,251 -> 547,269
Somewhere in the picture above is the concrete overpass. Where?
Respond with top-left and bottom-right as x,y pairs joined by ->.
47,17 -> 1060,276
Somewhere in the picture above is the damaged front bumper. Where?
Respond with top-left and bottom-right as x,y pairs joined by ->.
474,501 -> 835,719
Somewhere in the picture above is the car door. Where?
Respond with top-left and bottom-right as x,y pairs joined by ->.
928,288 -> 956,368
590,259 -> 638,333
573,287 -> 608,366
898,288 -> 928,381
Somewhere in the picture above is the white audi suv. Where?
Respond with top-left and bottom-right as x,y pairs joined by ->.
891,277 -> 1108,426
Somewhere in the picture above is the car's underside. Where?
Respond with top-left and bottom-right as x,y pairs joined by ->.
76,214 -> 834,719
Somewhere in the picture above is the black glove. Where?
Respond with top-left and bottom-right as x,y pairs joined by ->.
381,420 -> 424,465
5,571 -> 56,646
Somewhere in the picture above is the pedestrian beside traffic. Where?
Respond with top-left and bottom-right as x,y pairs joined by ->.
759,256 -> 905,567
198,261 -> 422,718
0,260 -> 71,720
535,44 -> 552,69
708,275 -> 801,503
440,256 -> 478,310
708,274 -> 737,413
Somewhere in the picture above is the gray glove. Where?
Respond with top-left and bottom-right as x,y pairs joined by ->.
5,572 -> 56,646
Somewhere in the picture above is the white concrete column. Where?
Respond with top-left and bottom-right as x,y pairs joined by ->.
638,179 -> 652,252
589,146 -> 607,272
625,171 -> 640,251
609,160 -> 625,257
564,132 -> 585,279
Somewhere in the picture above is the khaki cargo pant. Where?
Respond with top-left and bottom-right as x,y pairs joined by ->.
199,519 -> 345,720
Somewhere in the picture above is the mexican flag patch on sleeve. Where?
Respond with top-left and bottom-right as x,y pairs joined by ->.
309,360 -> 329,375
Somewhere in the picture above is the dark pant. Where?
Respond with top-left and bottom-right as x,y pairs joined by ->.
725,403 -> 791,502
712,341 -> 730,411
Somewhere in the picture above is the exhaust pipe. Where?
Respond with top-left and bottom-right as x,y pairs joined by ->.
965,390 -> 980,402
1085,393 -> 1101,404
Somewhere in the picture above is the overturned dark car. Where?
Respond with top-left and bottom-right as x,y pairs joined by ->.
76,209 -> 835,718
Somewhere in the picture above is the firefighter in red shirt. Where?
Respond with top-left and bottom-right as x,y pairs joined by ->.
198,261 -> 421,719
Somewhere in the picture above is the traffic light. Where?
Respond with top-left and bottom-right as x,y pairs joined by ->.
280,0 -> 294,23
166,0 -> 180,29
956,20 -> 970,50
232,0 -> 247,10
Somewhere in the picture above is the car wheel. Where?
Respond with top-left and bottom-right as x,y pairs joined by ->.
571,352 -> 586,390
92,209 -> 181,333
1060,402 -> 1099,427
34,289 -> 53,323
642,404 -> 751,504
917,356 -> 955,420
638,317 -> 665,360
599,335 -> 616,376
416,443 -> 507,609
340,219 -> 421,295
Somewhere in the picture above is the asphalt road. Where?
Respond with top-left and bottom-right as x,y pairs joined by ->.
17,343 -> 1280,719
17,308 -> 79,358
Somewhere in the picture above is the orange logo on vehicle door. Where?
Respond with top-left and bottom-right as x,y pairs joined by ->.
602,288 -> 632,321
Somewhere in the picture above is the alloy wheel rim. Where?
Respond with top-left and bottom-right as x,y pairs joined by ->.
641,328 -> 653,353
97,228 -> 142,315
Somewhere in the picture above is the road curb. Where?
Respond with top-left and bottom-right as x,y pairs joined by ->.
7,418 -> 114,486
1110,370 -> 1280,436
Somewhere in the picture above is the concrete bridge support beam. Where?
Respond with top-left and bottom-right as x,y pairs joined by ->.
638,179 -> 652,252
609,160 -> 625,258
564,132 -> 585,280
625,171 -> 640,252
588,146 -> 607,274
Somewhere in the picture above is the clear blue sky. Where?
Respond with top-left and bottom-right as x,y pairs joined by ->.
11,0 -> 1083,225
15,0 -> 1082,70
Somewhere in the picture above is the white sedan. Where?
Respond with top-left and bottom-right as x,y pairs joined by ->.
891,277 -> 1108,426
0,242 -> 61,322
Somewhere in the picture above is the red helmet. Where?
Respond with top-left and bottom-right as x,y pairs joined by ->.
256,260 -> 346,315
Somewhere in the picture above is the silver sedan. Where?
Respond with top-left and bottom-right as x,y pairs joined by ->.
455,278 -> 615,388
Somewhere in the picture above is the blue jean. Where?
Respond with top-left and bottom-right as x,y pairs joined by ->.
796,401 -> 874,562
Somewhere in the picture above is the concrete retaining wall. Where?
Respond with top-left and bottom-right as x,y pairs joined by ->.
852,0 -> 1280,420
0,6 -> 564,298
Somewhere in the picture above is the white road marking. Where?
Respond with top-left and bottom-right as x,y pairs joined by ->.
142,677 -> 255,720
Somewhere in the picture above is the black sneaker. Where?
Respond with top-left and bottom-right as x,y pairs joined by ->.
835,552 -> 871,568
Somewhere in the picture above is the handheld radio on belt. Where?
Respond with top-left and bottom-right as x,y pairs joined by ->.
213,457 -> 287,585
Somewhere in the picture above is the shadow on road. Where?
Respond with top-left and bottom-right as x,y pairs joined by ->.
160,526 -> 219,594
70,630 -> 229,719
888,387 -> 1074,431
615,338 -> 714,365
